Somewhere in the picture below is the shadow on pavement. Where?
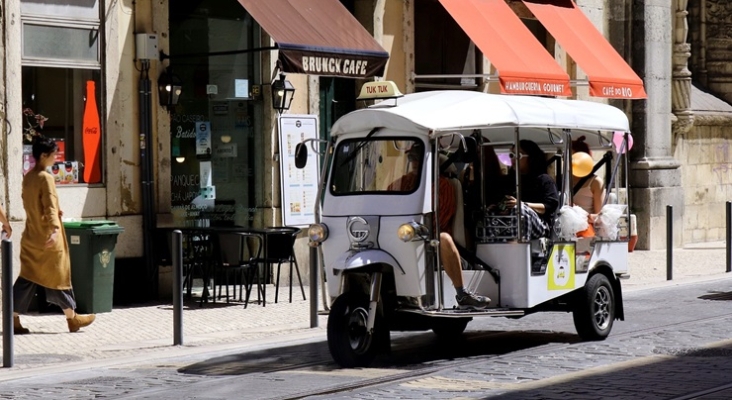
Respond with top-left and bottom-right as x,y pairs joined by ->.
484,342 -> 732,399
111,298 -> 254,311
698,291 -> 732,301
178,329 -> 579,376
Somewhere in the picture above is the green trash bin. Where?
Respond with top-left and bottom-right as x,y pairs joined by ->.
63,220 -> 124,314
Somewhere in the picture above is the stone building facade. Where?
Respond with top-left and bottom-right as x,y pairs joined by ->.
678,0 -> 732,245
2,0 -> 729,300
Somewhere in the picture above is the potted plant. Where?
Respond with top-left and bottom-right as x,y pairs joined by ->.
22,108 -> 48,143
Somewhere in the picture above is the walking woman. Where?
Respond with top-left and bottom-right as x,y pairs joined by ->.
13,136 -> 95,334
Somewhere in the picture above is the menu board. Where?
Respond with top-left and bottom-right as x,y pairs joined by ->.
278,114 -> 319,227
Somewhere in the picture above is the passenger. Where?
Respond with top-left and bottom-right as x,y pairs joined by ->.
481,142 -> 511,208
390,142 -> 491,309
464,140 -> 513,241
464,140 -> 509,210
503,140 -> 559,240
571,136 -> 605,216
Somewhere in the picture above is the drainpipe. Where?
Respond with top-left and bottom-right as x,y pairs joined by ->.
139,60 -> 157,298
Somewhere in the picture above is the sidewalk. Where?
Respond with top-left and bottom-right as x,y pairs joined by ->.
0,243 -> 731,379
623,241 -> 731,289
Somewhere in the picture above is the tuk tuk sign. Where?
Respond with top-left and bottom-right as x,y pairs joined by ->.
357,81 -> 404,100
278,114 -> 319,227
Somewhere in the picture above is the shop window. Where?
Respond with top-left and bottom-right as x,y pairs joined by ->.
22,24 -> 100,67
22,67 -> 103,185
21,0 -> 100,20
20,1 -> 103,186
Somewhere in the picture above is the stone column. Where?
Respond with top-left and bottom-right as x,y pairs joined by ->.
672,0 -> 694,136
631,0 -> 683,250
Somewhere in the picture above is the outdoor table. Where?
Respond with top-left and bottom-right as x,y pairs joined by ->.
158,226 -> 271,306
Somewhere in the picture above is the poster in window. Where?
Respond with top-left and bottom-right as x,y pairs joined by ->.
196,121 -> 212,156
278,114 -> 319,227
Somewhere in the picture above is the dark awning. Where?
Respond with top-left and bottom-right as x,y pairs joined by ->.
238,0 -> 389,79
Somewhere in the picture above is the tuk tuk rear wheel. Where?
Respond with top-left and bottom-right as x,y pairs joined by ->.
573,273 -> 615,341
327,292 -> 382,368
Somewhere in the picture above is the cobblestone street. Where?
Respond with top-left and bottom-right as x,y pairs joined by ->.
0,275 -> 730,399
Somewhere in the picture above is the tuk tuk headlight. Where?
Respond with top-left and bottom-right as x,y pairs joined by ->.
308,223 -> 329,245
397,221 -> 427,242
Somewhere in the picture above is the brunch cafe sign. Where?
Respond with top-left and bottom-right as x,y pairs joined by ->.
278,49 -> 388,79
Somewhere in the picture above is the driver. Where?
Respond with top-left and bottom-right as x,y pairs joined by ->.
390,142 -> 491,309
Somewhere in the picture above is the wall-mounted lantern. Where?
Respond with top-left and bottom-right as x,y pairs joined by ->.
271,73 -> 295,113
158,67 -> 182,110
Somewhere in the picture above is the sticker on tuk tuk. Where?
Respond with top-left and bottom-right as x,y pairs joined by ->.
547,244 -> 575,290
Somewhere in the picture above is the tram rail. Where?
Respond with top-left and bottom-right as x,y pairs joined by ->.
267,310 -> 732,400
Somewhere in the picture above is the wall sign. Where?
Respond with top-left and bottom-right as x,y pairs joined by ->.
278,114 -> 319,227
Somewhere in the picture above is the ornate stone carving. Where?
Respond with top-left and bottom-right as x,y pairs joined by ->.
672,0 -> 694,135
706,1 -> 732,25
706,1 -> 732,38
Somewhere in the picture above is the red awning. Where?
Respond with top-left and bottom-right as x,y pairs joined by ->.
523,0 -> 647,99
237,0 -> 389,78
439,0 -> 572,97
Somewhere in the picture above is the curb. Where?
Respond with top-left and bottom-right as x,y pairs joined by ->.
623,272 -> 732,292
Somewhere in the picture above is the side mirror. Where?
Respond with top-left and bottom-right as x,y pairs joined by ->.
294,143 -> 308,169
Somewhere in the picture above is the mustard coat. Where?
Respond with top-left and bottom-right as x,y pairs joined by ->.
19,170 -> 71,290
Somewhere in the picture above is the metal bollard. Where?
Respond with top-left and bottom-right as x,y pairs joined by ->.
2,238 -> 13,367
172,230 -> 183,346
309,246 -> 318,328
727,202 -> 731,273
667,205 -> 673,281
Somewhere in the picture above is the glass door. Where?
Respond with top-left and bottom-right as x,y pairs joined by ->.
169,0 -> 262,227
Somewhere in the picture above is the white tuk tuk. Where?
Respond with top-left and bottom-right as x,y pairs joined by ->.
296,83 -> 633,367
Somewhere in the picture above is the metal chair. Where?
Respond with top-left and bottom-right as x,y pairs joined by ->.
181,229 -> 215,306
261,227 -> 306,303
213,231 -> 264,308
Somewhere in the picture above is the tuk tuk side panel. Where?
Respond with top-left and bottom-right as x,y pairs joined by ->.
476,243 -> 531,308
589,241 -> 629,274
379,216 -> 431,297
477,243 -> 591,309
525,243 -> 590,308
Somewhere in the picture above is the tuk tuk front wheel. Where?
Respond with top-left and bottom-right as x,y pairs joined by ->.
327,291 -> 383,368
573,273 -> 615,341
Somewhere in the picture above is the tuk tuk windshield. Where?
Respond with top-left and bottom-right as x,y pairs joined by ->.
330,138 -> 424,195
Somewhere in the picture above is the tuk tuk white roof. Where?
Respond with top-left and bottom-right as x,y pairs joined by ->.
331,91 -> 630,145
